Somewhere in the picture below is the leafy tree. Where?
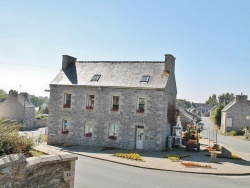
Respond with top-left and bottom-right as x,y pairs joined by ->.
218,93 -> 234,105
177,99 -> 191,109
206,94 -> 217,106
0,89 -> 7,103
29,95 -> 49,107
212,104 -> 225,127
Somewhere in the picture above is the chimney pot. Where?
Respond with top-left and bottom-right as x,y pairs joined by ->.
164,54 -> 176,73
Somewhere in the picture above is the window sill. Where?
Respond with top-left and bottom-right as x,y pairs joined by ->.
108,136 -> 117,140
61,131 -> 69,135
85,133 -> 92,137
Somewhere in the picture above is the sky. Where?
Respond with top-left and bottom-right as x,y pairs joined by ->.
0,0 -> 250,102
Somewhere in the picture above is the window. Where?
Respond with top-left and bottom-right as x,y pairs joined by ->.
91,74 -> 101,81
63,94 -> 71,108
85,122 -> 93,137
140,75 -> 150,83
109,124 -> 118,140
111,96 -> 119,111
62,120 -> 70,134
137,97 -> 145,113
86,95 -> 95,110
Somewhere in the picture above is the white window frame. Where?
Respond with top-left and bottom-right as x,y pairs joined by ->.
137,97 -> 145,113
109,124 -> 118,139
86,94 -> 95,109
62,119 -> 70,132
111,96 -> 119,111
63,93 -> 71,108
85,122 -> 93,135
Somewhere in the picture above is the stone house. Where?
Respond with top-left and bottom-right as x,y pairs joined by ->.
221,95 -> 250,133
192,103 -> 211,116
48,54 -> 177,150
0,90 -> 35,129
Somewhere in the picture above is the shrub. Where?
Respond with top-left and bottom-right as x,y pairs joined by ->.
229,130 -> 237,136
113,153 -> 143,161
181,162 -> 211,168
36,114 -> 49,120
166,154 -> 188,161
0,119 -> 34,156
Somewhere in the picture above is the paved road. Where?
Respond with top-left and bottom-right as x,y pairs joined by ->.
75,155 -> 250,188
202,117 -> 250,154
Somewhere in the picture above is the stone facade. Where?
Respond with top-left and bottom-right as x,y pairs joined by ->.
48,54 -> 177,151
0,151 -> 77,188
0,90 -> 35,129
221,95 -> 250,133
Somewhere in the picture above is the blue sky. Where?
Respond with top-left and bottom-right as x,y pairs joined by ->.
0,0 -> 249,102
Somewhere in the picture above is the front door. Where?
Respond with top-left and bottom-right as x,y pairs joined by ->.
136,126 -> 144,149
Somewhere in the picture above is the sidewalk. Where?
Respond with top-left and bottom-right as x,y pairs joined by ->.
35,138 -> 250,176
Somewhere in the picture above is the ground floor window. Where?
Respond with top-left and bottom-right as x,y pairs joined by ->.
62,120 -> 70,134
85,122 -> 93,137
109,124 -> 118,140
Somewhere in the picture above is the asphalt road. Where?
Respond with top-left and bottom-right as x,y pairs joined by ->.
75,155 -> 250,188
202,117 -> 250,154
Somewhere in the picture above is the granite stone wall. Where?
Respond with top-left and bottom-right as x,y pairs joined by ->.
0,151 -> 77,188
48,84 -> 176,151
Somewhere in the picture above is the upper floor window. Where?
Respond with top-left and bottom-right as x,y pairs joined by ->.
91,74 -> 101,82
86,95 -> 95,110
140,75 -> 150,83
85,122 -> 93,137
111,96 -> 119,111
109,124 -> 118,140
63,94 -> 71,108
62,120 -> 70,134
136,97 -> 145,113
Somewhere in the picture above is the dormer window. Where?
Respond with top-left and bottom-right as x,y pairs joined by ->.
91,74 -> 101,82
140,75 -> 150,83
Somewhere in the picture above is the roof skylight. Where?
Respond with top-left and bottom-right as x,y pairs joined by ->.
140,75 -> 150,83
91,74 -> 101,82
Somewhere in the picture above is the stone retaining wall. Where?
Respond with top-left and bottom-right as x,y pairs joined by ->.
0,149 -> 77,188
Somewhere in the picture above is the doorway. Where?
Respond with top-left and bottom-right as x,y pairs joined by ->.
136,126 -> 144,149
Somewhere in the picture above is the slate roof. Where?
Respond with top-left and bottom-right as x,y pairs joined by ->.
221,100 -> 236,112
18,94 -> 35,108
193,103 -> 210,108
51,61 -> 170,89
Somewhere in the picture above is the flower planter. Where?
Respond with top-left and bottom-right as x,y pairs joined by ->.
63,104 -> 70,108
136,109 -> 144,113
86,106 -> 93,110
109,136 -> 117,140
85,133 -> 92,137
61,131 -> 69,135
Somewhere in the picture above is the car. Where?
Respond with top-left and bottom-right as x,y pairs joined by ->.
197,122 -> 204,131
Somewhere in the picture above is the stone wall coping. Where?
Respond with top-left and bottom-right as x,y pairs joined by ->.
0,153 -> 26,168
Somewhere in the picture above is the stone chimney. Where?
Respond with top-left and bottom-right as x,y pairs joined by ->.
9,90 -> 18,98
165,54 -> 176,74
20,92 -> 28,99
62,55 -> 77,71
235,95 -> 248,103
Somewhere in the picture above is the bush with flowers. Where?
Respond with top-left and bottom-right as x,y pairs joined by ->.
0,119 -> 34,156
113,153 -> 143,161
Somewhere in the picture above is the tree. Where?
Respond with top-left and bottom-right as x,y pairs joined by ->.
29,95 -> 49,107
212,104 -> 225,127
206,94 -> 217,106
218,93 -> 234,105
0,89 -> 7,103
177,99 -> 191,109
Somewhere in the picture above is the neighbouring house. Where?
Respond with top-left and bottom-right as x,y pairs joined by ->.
47,54 -> 177,151
191,103 -> 211,116
0,90 -> 35,129
221,94 -> 250,133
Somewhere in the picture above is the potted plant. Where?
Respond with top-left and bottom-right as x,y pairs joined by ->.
109,135 -> 117,140
85,133 -> 92,137
86,106 -> 93,110
61,130 -> 69,134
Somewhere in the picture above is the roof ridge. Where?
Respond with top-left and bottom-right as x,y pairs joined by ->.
76,61 -> 164,63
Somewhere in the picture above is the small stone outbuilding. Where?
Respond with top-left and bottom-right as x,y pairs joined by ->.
0,90 -> 35,129
48,54 -> 177,151
221,95 -> 250,133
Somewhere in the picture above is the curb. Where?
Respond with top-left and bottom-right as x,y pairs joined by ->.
65,150 -> 250,176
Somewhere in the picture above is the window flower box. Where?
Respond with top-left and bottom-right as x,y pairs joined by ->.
111,107 -> 118,111
63,104 -> 71,108
61,130 -> 69,135
86,106 -> 93,110
85,133 -> 92,137
136,109 -> 144,113
109,136 -> 117,140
